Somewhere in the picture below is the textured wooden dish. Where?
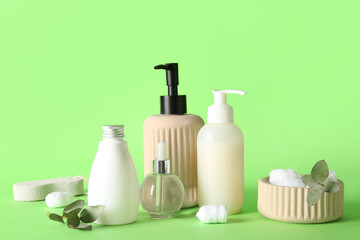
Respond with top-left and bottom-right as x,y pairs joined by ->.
257,177 -> 344,223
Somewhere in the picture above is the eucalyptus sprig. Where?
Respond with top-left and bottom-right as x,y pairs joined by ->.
301,160 -> 340,206
47,200 -> 105,230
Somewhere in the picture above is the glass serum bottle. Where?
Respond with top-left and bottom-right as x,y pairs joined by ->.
140,142 -> 185,219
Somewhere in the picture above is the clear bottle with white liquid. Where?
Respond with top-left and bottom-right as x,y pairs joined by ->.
88,125 -> 139,225
197,90 -> 247,215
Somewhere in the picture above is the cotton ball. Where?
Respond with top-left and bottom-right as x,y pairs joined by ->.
322,170 -> 338,187
45,192 -> 73,208
327,170 -> 337,182
196,205 -> 227,223
269,169 -> 305,188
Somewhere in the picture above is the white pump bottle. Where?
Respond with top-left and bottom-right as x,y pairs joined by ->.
197,89 -> 246,215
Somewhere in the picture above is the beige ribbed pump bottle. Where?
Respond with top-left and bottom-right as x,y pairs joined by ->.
143,63 -> 204,208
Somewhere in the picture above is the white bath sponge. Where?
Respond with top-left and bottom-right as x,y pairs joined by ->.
45,192 -> 74,208
13,177 -> 84,201
196,205 -> 227,223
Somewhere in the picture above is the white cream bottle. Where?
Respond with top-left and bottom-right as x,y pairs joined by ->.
197,90 -> 247,215
88,125 -> 139,225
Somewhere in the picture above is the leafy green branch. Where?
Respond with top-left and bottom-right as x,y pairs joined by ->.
47,200 -> 105,230
301,160 -> 340,206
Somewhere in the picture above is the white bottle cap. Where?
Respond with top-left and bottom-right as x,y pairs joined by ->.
207,89 -> 247,123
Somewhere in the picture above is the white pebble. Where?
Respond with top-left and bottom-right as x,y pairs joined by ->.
196,205 -> 227,223
45,192 -> 73,208
269,169 -> 305,187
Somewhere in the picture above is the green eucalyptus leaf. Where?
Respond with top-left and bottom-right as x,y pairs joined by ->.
67,212 -> 80,229
80,205 -> 105,223
311,160 -> 329,184
49,213 -> 64,224
63,208 -> 82,217
325,180 -> 340,193
63,200 -> 85,216
307,185 -> 324,206
76,223 -> 92,230
301,175 -> 317,187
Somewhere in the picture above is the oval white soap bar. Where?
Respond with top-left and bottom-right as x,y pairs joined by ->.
45,192 -> 73,208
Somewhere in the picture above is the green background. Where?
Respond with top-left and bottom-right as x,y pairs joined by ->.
0,0 -> 359,239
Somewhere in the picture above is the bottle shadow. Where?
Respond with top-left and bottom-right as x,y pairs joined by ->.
176,207 -> 199,219
134,208 -> 199,223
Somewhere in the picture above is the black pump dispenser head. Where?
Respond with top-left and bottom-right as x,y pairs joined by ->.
154,63 -> 187,114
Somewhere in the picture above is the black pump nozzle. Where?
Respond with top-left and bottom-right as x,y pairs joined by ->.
154,63 -> 179,96
154,63 -> 187,115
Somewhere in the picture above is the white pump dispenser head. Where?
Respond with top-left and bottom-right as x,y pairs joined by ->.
207,89 -> 247,123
